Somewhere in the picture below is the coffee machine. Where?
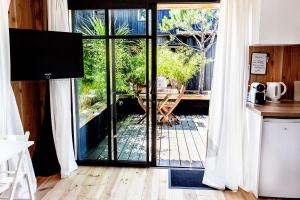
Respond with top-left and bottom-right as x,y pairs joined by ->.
249,82 -> 266,105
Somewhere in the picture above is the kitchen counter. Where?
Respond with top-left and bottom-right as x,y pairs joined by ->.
246,101 -> 300,117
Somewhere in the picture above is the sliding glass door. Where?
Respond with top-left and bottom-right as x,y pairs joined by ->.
110,9 -> 151,163
73,7 -> 156,166
73,10 -> 110,161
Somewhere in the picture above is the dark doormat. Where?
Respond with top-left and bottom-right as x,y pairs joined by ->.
169,169 -> 215,190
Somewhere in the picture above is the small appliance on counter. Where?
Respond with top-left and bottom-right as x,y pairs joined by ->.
249,82 -> 266,105
266,82 -> 287,102
294,81 -> 300,101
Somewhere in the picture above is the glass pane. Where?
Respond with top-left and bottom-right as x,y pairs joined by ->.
73,10 -> 105,35
77,39 -> 109,161
111,9 -> 146,35
155,8 -> 219,167
112,38 -> 147,161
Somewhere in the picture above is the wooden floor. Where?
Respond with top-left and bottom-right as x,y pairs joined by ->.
36,166 -> 284,200
86,115 -> 207,167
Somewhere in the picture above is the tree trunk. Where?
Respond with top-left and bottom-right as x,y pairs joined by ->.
198,64 -> 205,94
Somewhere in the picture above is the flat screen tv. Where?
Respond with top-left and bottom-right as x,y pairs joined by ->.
9,28 -> 84,81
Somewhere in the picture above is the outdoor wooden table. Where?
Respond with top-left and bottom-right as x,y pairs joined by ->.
139,86 -> 211,99
137,88 -> 210,125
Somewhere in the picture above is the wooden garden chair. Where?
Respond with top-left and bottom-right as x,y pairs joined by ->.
137,94 -> 172,124
158,85 -> 185,126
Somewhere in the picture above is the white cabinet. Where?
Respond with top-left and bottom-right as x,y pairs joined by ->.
259,119 -> 300,198
252,0 -> 300,45
245,107 -> 300,198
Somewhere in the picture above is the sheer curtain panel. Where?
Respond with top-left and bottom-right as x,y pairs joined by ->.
0,0 -> 37,197
47,0 -> 78,178
203,0 -> 253,192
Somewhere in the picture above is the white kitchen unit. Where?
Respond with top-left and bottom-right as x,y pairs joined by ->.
251,0 -> 300,45
246,102 -> 300,198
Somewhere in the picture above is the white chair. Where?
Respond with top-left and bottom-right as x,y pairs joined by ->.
0,131 -> 34,200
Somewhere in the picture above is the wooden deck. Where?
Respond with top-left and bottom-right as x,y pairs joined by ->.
86,114 -> 207,167
157,115 -> 207,168
86,114 -> 147,161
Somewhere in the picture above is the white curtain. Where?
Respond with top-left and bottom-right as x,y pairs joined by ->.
0,0 -> 37,196
47,0 -> 78,178
203,0 -> 252,191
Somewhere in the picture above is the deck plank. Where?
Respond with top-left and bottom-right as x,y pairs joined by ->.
87,114 -> 130,160
168,123 -> 181,167
192,115 -> 208,161
100,115 -> 132,160
186,115 -> 205,163
137,126 -> 147,161
129,121 -> 147,161
118,117 -> 141,160
195,115 -> 208,146
174,119 -> 191,167
158,123 -> 170,166
156,124 -> 162,165
85,114 -> 207,167
95,137 -> 108,160
181,115 -> 203,167
117,115 -> 141,160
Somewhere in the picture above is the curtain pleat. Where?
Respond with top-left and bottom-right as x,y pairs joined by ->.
0,0 -> 37,197
47,0 -> 78,178
203,0 -> 253,193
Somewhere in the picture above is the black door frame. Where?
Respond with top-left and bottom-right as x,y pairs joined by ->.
74,5 -> 157,167
72,0 -> 219,167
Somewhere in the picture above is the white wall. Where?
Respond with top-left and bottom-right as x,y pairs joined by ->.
252,0 -> 300,45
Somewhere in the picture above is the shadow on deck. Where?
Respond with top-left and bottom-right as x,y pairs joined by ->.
85,114 -> 208,168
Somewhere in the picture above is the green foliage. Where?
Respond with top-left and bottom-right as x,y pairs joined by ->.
79,17 -> 105,35
160,8 -> 219,93
157,46 -> 206,87
115,40 -> 146,94
78,17 -> 146,112
160,9 -> 219,41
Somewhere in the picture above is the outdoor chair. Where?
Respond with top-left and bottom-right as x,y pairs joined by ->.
137,93 -> 172,124
159,85 -> 185,126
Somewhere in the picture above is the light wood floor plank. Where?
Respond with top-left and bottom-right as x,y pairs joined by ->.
37,166 -> 286,200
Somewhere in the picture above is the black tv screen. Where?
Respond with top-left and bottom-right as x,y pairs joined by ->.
9,28 -> 84,81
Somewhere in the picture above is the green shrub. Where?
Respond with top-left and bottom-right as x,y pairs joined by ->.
78,17 -> 146,111
157,46 -> 205,88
